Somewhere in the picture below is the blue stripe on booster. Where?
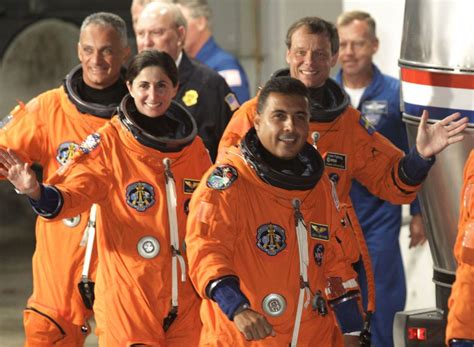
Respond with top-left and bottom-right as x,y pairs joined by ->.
404,102 -> 474,124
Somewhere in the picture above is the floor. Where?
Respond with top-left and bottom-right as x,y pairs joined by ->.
0,209 -> 435,346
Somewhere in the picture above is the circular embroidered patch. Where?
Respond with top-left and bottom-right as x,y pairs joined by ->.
126,182 -> 155,212
256,223 -> 286,256
206,165 -> 238,190
56,142 -> 79,165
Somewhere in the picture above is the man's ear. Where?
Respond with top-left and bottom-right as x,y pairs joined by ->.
254,114 -> 261,132
177,25 -> 186,46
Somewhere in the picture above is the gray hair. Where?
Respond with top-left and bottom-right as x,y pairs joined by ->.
174,0 -> 212,21
80,12 -> 128,47
142,2 -> 187,30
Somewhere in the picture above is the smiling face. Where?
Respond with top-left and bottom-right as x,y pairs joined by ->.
286,26 -> 338,88
127,65 -> 178,118
254,92 -> 310,160
78,23 -> 129,90
338,19 -> 378,79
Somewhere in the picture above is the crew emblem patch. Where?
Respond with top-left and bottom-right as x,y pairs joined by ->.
256,223 -> 286,256
314,244 -> 325,266
359,115 -> 376,135
324,152 -> 346,170
206,165 -> 238,190
126,182 -> 155,212
310,223 -> 329,241
56,142 -> 80,165
182,89 -> 198,107
79,133 -> 101,154
183,179 -> 200,194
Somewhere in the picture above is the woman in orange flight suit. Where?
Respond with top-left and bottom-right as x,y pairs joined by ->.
0,50 -> 210,346
446,150 -> 474,346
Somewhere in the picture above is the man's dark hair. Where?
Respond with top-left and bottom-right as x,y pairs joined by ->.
285,17 -> 339,55
257,76 -> 309,114
126,50 -> 178,87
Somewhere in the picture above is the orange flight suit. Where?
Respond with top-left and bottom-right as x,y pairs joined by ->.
0,87 -> 107,346
45,116 -> 210,346
219,96 -> 423,313
186,145 -> 361,346
446,150 -> 474,343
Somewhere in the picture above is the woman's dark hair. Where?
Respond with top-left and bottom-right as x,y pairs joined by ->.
126,50 -> 178,86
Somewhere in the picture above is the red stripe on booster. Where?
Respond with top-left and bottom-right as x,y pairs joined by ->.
401,68 -> 474,90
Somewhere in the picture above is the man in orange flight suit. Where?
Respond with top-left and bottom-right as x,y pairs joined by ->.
219,17 -> 468,328
0,13 -> 130,346
446,150 -> 474,346
186,77 -> 364,347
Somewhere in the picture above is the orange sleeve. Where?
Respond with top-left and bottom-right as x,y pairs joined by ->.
350,112 -> 420,204
217,97 -> 258,161
0,98 -> 49,169
46,131 -> 111,219
185,169 -> 241,299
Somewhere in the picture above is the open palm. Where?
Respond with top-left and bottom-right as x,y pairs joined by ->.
416,110 -> 468,158
0,148 -> 38,194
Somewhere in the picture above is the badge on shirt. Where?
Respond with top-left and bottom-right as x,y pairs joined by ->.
206,165 -> 238,190
79,133 -> 101,154
310,223 -> 329,241
56,142 -> 80,165
183,179 -> 200,194
325,152 -> 346,170
359,115 -> 376,135
182,89 -> 198,107
256,223 -> 287,256
362,100 -> 388,127
126,182 -> 155,212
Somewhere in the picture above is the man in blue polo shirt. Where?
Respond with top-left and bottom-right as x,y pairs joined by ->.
176,0 -> 250,103
335,10 -> 426,347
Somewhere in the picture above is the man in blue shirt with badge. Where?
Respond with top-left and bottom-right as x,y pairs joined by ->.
176,0 -> 250,103
335,10 -> 426,347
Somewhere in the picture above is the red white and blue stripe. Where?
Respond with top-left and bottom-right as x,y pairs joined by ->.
400,67 -> 474,122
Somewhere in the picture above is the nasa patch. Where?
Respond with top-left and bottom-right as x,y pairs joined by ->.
310,223 -> 329,241
56,142 -> 80,165
126,182 -> 155,212
313,244 -> 324,266
256,223 -> 287,256
206,165 -> 238,190
79,133 -> 101,154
